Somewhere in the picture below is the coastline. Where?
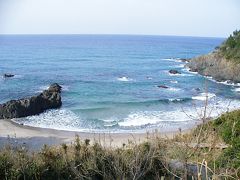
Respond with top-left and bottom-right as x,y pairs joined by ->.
1,61 -> 239,151
186,52 -> 240,83
0,118 -> 193,150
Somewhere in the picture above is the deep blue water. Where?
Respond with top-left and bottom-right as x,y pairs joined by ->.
0,35 -> 239,132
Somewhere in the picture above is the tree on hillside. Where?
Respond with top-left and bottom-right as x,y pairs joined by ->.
220,30 -> 240,62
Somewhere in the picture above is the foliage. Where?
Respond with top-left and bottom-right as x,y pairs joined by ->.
213,110 -> 240,169
1,109 -> 240,179
0,136 -> 168,180
219,30 -> 240,62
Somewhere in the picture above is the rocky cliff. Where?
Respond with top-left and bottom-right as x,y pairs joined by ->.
187,52 -> 240,83
187,30 -> 240,83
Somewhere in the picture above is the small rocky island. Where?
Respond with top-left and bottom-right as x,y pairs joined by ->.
169,69 -> 181,74
3,74 -> 15,78
0,83 -> 62,119
187,30 -> 240,83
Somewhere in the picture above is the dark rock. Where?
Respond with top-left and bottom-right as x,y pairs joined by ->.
157,85 -> 169,89
189,68 -> 198,72
4,74 -> 14,78
179,58 -> 190,63
169,69 -> 181,74
0,83 -> 62,119
48,83 -> 62,93
194,88 -> 201,91
169,160 -> 208,178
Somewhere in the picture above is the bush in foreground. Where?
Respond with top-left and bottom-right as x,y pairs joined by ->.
0,110 -> 240,179
0,136 -> 168,179
213,110 -> 240,169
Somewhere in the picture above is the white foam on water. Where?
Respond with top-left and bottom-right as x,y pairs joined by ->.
193,73 -> 240,87
162,58 -> 174,61
118,98 -> 240,128
175,64 -> 185,68
168,72 -> 181,76
169,98 -> 182,102
118,108 -> 202,127
117,76 -> 132,82
12,98 -> 240,133
146,77 -> 153,80
36,85 -> 69,93
206,77 -> 235,86
192,93 -> 216,101
37,85 -> 50,92
14,109 -> 84,132
168,87 -> 181,92
233,87 -> 240,92
162,58 -> 183,63
183,67 -> 198,74
102,118 -> 119,127
62,85 -> 70,91
13,74 -> 23,79
170,80 -> 178,84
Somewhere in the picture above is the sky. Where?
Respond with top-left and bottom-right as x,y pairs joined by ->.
0,0 -> 239,37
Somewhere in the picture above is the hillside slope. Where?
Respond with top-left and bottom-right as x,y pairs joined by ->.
187,30 -> 240,83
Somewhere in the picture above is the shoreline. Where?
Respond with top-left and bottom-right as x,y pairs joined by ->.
1,61 -> 239,150
1,57 -> 238,150
0,118 -> 193,150
184,64 -> 240,87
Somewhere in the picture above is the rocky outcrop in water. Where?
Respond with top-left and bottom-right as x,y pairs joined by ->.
187,52 -> 240,83
0,83 -> 62,119
157,85 -> 169,89
179,58 -> 190,63
169,69 -> 181,74
3,74 -> 14,78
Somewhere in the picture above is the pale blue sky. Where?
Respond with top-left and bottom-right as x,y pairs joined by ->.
0,0 -> 239,37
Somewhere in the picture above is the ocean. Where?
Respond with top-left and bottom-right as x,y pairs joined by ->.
0,35 -> 240,133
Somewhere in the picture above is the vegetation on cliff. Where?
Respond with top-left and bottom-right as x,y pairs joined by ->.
219,30 -> 240,62
187,30 -> 240,83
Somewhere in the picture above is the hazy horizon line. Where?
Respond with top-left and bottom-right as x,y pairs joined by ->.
0,33 -> 226,39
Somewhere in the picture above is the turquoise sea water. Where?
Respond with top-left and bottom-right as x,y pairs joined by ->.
0,35 -> 240,133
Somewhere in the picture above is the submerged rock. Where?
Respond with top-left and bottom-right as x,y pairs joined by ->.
3,74 -> 14,78
157,85 -> 169,89
169,69 -> 181,74
194,88 -> 201,91
0,83 -> 62,119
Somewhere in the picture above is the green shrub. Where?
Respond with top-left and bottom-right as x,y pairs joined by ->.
0,138 -> 169,179
213,110 -> 240,168
0,151 -> 14,179
220,30 -> 240,63
214,110 -> 240,144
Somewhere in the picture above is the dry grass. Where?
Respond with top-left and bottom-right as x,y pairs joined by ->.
0,123 -> 238,180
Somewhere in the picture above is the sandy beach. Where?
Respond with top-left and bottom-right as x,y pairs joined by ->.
0,119 -> 189,151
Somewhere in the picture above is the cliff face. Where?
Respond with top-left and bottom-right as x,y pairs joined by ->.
187,30 -> 240,83
187,52 -> 240,83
